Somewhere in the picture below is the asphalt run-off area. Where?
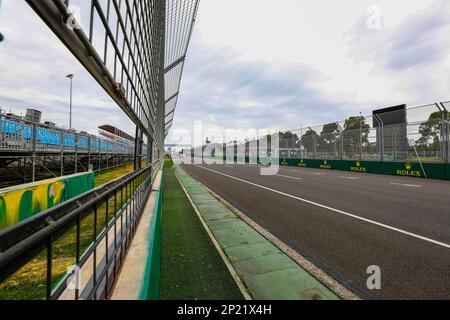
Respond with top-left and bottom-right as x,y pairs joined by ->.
181,162 -> 450,300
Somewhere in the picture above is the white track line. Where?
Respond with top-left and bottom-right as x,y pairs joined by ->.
196,165 -> 450,249
390,183 -> 423,188
309,172 -> 324,175
277,174 -> 303,181
340,176 -> 361,180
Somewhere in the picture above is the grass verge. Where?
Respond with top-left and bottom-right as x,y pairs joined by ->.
0,163 -> 142,300
159,165 -> 243,300
94,163 -> 135,187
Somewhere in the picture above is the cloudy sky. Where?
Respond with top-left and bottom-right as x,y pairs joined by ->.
1,1 -> 450,142
0,0 -> 135,135
169,0 -> 450,144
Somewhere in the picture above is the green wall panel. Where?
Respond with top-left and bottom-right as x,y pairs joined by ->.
0,172 -> 95,231
211,155 -> 448,180
279,158 -> 449,180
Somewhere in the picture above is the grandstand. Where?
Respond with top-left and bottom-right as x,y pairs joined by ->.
0,109 -> 144,188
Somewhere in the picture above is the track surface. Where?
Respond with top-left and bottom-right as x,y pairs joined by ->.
180,162 -> 450,300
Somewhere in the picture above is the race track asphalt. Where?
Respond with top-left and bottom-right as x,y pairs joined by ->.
180,162 -> 450,300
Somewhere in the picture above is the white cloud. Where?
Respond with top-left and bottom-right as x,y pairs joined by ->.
167,0 -> 450,143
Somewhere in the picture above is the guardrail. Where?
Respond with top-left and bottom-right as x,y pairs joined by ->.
0,164 -> 154,300
0,113 -> 138,154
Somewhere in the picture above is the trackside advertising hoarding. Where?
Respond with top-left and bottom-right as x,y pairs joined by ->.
278,158 -> 449,180
212,154 -> 448,180
0,172 -> 95,230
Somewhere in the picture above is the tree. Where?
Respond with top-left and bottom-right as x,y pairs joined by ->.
316,123 -> 341,156
319,122 -> 340,144
321,122 -> 340,137
300,128 -> 319,154
417,111 -> 448,150
279,131 -> 299,149
343,116 -> 371,157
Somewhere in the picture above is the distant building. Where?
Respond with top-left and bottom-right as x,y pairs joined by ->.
25,109 -> 42,123
99,125 -> 134,144
44,121 -> 56,127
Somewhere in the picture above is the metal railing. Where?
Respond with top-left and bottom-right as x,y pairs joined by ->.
0,113 -> 136,155
285,103 -> 449,163
215,102 -> 450,164
0,165 -> 154,300
0,0 -> 198,300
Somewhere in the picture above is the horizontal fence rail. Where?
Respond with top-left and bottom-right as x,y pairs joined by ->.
0,165 -> 154,300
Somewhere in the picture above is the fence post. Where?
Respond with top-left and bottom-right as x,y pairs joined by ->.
313,135 -> 317,159
32,123 -> 37,182
88,136 -> 91,171
359,114 -> 363,160
257,139 -> 260,163
446,111 -> 450,163
380,125 -> 384,162
334,138 -> 337,160
300,126 -> 303,161
99,139 -> 101,171
291,134 -> 295,159
60,130 -> 64,176
74,133 -> 78,174
392,126 -> 397,161
341,131 -> 344,160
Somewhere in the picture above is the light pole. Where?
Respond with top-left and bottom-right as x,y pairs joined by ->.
0,0 -> 4,42
300,124 -> 303,160
66,74 -> 74,131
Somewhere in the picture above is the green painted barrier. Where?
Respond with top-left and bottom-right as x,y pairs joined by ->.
141,170 -> 163,300
278,158 -> 450,180
0,172 -> 95,230
211,154 -> 449,180
248,156 -> 258,164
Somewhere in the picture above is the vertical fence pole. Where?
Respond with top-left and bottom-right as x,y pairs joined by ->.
381,124 -> 385,161
359,113 -> 363,160
334,138 -> 337,160
148,138 -> 153,181
446,110 -> 450,163
74,133 -> 78,174
393,126 -> 397,161
256,138 -> 260,163
300,125 -> 303,160
99,139 -> 101,172
88,136 -> 91,171
60,130 -> 64,177
134,126 -> 139,171
441,112 -> 445,162
139,130 -> 144,169
313,134 -> 317,159
291,134 -> 295,159
32,123 -> 37,182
